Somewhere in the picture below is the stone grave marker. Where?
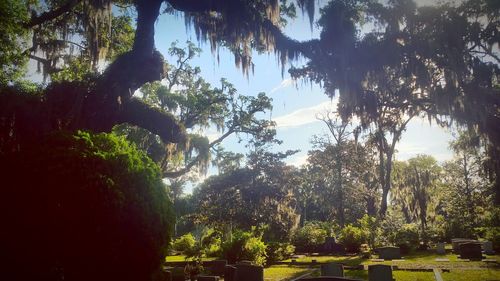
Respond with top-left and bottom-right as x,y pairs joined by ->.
459,242 -> 483,260
208,260 -> 227,276
171,267 -> 185,281
161,270 -> 172,281
436,242 -> 446,255
483,241 -> 495,255
452,238 -> 477,253
298,277 -> 362,281
197,276 -> 219,281
224,265 -> 237,281
321,263 -> 344,277
234,263 -> 264,281
368,264 -> 394,281
378,247 -> 401,260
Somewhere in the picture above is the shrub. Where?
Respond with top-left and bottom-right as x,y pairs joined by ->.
0,131 -> 174,280
266,242 -> 295,264
221,230 -> 267,266
338,225 -> 366,253
292,221 -> 328,252
201,228 -> 222,257
393,224 -> 420,254
476,227 -> 500,252
172,233 -> 197,253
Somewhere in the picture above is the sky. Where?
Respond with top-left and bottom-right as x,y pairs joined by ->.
24,1 -> 457,193
152,2 -> 456,192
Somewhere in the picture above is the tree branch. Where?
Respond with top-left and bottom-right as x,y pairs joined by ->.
120,97 -> 186,144
25,0 -> 81,28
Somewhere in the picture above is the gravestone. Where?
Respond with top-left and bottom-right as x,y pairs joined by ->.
298,277 -> 362,281
436,243 -> 446,255
161,270 -> 172,281
368,264 -> 393,281
171,267 -> 185,281
377,247 -> 401,260
452,238 -> 476,253
459,242 -> 483,260
197,276 -> 219,281
224,265 -> 237,281
234,264 -> 264,281
321,263 -> 344,277
209,260 -> 227,276
483,241 -> 495,255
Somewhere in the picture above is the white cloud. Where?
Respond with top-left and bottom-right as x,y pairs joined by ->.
269,78 -> 294,94
272,100 -> 337,128
286,153 -> 309,167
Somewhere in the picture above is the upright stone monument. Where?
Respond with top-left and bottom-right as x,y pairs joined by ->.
171,267 -> 185,281
209,260 -> 227,276
459,242 -> 483,260
368,264 -> 394,281
234,264 -> 264,281
378,247 -> 401,260
298,277 -> 362,281
321,263 -> 344,277
197,276 -> 219,281
224,265 -> 237,281
436,243 -> 446,255
483,241 -> 495,255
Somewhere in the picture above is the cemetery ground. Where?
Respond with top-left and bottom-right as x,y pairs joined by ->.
166,251 -> 500,281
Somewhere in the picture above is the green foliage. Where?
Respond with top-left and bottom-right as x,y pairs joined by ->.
0,0 -> 29,85
200,228 -> 223,257
358,215 -> 379,248
266,242 -> 296,264
172,233 -> 197,253
476,227 -> 500,252
0,131 -> 174,280
393,224 -> 421,254
221,230 -> 267,266
292,221 -> 328,252
338,225 -> 366,253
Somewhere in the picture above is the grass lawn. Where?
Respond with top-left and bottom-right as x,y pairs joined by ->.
165,255 -> 217,262
264,265 -> 313,281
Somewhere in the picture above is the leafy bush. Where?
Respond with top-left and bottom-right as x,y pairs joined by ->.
0,131 -> 174,280
292,221 -> 328,252
393,224 -> 420,254
221,230 -> 267,266
201,228 -> 222,257
338,225 -> 366,253
172,233 -> 197,253
266,242 -> 296,264
476,227 -> 500,252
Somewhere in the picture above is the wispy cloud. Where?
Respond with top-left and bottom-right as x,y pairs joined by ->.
269,78 -> 294,94
272,100 -> 337,128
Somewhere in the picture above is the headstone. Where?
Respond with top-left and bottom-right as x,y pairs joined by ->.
378,247 -> 401,260
224,265 -> 237,281
161,270 -> 172,281
435,258 -> 450,262
171,267 -> 185,281
234,264 -> 264,281
209,260 -> 227,276
301,276 -> 363,281
459,242 -> 483,260
436,243 -> 446,255
452,238 -> 477,253
483,241 -> 495,255
321,263 -> 344,277
197,276 -> 219,281
368,264 -> 393,281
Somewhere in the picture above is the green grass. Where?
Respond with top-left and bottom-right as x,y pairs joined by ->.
442,269 -> 500,281
165,255 -> 217,262
264,265 -> 314,281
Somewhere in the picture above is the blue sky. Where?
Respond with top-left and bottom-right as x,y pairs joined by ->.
153,4 -> 455,189
24,1 -> 456,192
